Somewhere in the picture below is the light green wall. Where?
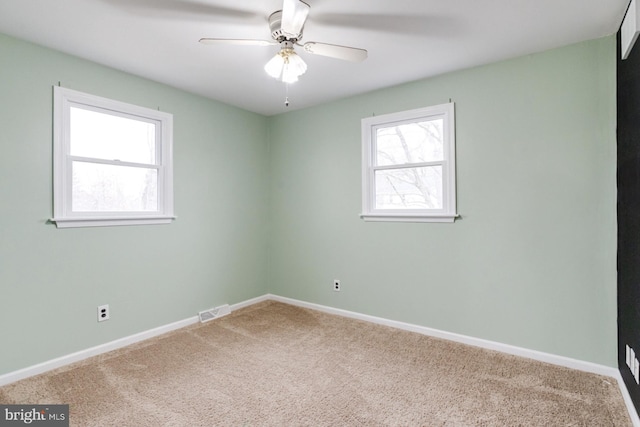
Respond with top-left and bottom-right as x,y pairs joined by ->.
0,33 -> 270,375
0,32 -> 618,376
268,36 -> 617,366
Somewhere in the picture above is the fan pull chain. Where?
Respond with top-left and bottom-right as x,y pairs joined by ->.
284,83 -> 290,107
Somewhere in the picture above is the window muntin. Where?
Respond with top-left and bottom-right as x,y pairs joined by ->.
52,87 -> 174,228
361,103 -> 456,222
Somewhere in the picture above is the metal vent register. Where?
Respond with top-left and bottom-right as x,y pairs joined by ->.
198,304 -> 231,323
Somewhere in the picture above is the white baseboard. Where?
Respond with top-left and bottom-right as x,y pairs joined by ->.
1,293 -> 638,426
267,294 -> 615,376
0,295 -> 277,387
230,294 -> 271,311
0,315 -> 200,387
267,294 -> 640,427
614,371 -> 640,427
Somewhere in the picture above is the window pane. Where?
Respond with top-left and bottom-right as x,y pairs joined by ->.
70,106 -> 156,164
376,119 -> 443,166
72,162 -> 158,212
375,166 -> 442,209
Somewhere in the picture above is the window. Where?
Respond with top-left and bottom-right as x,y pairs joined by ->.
361,103 -> 457,223
51,87 -> 174,228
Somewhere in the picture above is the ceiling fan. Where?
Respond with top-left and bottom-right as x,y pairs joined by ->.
199,0 -> 368,84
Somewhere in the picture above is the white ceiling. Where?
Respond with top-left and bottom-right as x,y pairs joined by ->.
0,0 -> 629,116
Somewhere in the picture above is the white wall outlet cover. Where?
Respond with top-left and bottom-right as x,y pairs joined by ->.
97,304 -> 110,322
626,345 -> 631,368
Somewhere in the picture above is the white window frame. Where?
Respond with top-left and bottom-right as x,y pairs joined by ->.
361,102 -> 457,223
51,86 -> 175,228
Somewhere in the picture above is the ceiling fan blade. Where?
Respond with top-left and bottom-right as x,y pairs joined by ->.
281,0 -> 310,38
199,38 -> 276,47
99,0 -> 259,22
313,13 -> 459,37
302,42 -> 368,62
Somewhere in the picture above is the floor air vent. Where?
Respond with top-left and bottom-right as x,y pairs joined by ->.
198,304 -> 231,323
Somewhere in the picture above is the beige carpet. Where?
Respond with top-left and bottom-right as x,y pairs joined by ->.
0,301 -> 632,426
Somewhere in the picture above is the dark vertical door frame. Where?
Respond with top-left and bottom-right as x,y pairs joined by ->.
618,22 -> 640,416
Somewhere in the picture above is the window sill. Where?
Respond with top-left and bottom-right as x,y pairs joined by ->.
360,213 -> 458,223
49,215 -> 176,228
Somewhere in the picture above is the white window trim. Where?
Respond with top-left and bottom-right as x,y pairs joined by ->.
51,86 -> 175,228
360,103 -> 457,223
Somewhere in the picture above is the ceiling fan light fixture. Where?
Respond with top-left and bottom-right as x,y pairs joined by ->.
285,49 -> 307,77
264,53 -> 285,79
264,45 -> 307,83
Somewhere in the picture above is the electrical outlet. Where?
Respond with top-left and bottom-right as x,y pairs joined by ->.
97,304 -> 110,322
627,345 -> 632,368
333,280 -> 341,292
634,358 -> 640,384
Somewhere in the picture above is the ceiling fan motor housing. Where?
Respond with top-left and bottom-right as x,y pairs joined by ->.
269,11 -> 302,42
